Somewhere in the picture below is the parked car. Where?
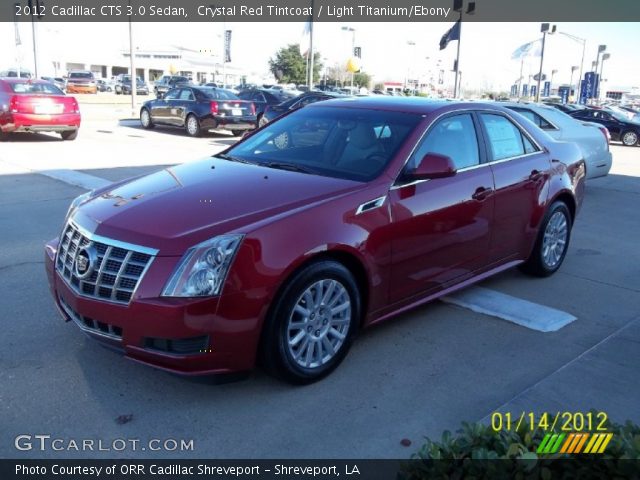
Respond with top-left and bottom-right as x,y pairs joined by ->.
41,76 -> 66,91
154,75 -> 191,97
569,107 -> 640,146
65,70 -> 97,94
46,98 -> 585,383
501,102 -> 612,179
237,88 -> 295,124
96,79 -> 113,92
260,91 -> 343,126
543,102 -> 587,114
139,86 -> 256,137
120,77 -> 149,96
0,78 -> 80,141
0,68 -> 32,78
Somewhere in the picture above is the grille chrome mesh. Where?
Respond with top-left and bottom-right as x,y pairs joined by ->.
55,221 -> 155,305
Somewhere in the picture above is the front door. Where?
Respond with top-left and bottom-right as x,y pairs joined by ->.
389,112 -> 495,303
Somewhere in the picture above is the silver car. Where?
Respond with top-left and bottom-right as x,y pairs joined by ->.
502,102 -> 612,179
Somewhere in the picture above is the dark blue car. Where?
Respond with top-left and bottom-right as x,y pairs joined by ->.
570,108 -> 640,146
140,86 -> 257,137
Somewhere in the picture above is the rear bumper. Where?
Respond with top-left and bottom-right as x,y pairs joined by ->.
67,84 -> 97,94
201,115 -> 256,131
1,113 -> 81,133
586,151 -> 612,179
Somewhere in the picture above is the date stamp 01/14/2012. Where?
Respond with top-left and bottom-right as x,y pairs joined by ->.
491,411 -> 614,454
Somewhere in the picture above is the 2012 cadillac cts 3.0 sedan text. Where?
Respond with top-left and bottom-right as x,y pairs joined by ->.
45,98 -> 585,383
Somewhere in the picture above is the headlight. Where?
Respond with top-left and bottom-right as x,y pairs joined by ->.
162,234 -> 243,297
64,190 -> 93,224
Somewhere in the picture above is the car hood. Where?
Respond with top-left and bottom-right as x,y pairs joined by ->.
73,157 -> 364,256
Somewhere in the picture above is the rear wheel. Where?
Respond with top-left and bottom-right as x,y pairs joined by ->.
520,201 -> 572,277
61,130 -> 78,141
140,108 -> 154,129
185,114 -> 201,137
261,260 -> 360,384
621,130 -> 638,146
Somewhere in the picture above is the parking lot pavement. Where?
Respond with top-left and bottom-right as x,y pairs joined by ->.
0,118 -> 638,459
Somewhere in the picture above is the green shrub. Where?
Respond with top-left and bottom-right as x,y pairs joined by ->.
400,416 -> 640,479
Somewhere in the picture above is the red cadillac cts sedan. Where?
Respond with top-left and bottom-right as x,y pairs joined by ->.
45,98 -> 585,383
0,78 -> 81,140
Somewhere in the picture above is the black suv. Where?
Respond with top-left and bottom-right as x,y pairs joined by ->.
154,75 -> 191,97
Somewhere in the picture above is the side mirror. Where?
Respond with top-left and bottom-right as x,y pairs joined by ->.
410,153 -> 457,180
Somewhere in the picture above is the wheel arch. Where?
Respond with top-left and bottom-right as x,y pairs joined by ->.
549,190 -> 576,222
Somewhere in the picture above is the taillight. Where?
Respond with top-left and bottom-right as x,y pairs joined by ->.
250,102 -> 256,115
598,126 -> 610,149
210,101 -> 219,114
9,96 -> 19,113
71,98 -> 80,114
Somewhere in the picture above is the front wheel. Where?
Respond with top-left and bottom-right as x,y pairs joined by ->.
185,114 -> 201,137
621,130 -> 639,146
520,201 -> 572,277
60,130 -> 78,141
140,108 -> 154,129
261,260 -> 360,384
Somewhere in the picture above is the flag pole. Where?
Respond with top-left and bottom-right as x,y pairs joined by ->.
453,11 -> 462,98
518,57 -> 524,98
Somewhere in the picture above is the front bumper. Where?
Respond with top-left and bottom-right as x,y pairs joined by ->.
45,238 -> 264,376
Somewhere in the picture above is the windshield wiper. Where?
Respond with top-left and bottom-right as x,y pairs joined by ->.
213,153 -> 254,164
264,162 -> 316,175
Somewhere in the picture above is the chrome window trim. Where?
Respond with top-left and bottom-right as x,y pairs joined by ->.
507,105 -> 560,131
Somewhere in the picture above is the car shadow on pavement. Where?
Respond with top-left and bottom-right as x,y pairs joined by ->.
1,132 -> 63,142
117,119 -> 243,143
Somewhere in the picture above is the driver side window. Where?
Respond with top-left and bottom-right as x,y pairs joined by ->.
164,89 -> 179,100
407,114 -> 480,171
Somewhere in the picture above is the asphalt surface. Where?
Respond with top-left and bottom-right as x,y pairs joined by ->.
0,109 -> 638,459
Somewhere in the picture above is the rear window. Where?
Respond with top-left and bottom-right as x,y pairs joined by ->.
69,72 -> 93,79
198,88 -> 239,100
11,82 -> 64,95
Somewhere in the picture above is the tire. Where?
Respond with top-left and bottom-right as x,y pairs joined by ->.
0,131 -> 8,142
621,130 -> 639,147
231,130 -> 245,137
140,108 -> 154,129
520,201 -> 572,277
185,114 -> 201,137
261,260 -> 360,384
61,130 -> 78,141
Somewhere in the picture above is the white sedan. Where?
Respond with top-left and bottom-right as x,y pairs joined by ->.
502,102 -> 612,179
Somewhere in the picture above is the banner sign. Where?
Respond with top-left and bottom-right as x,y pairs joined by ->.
580,71 -> 598,104
531,84 -> 537,97
558,85 -> 570,104
543,81 -> 551,97
224,29 -> 231,62
522,84 -> 529,97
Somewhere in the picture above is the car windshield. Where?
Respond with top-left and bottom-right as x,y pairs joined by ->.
199,88 -> 239,100
11,82 -> 64,95
224,106 -> 422,182
69,72 -> 93,79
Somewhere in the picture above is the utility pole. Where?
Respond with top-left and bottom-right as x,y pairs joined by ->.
307,0 -> 315,89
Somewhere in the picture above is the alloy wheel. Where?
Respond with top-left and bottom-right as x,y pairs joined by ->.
541,211 -> 568,269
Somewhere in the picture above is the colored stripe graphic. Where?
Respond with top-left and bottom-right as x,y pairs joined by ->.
537,433 -> 566,454
539,432 -> 612,454
584,433 -> 614,453
574,433 -> 590,453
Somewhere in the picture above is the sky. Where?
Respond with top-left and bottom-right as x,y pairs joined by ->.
2,21 -> 639,92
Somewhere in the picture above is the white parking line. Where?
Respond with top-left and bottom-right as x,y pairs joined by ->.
441,286 -> 576,332
37,169 -> 110,190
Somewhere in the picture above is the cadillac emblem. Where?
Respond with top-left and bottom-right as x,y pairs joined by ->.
74,246 -> 96,279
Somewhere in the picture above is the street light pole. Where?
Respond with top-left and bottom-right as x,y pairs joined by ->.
536,23 -> 555,103
569,66 -> 578,100
599,53 -> 610,103
341,27 -> 356,89
128,0 -> 136,117
557,31 -> 586,103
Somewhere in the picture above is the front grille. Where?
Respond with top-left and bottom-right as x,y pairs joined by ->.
144,336 -> 210,355
56,221 -> 155,305
59,296 -> 123,340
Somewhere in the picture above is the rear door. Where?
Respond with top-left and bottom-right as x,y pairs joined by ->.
477,111 -> 551,263
389,112 -> 495,302
173,88 -> 195,126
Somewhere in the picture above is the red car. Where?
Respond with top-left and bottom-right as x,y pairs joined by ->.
44,98 -> 585,383
0,78 -> 81,140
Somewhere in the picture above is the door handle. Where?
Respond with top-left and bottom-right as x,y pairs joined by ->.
472,186 -> 493,201
529,169 -> 544,181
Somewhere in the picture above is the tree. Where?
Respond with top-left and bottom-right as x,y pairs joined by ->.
268,44 -> 323,85
353,72 -> 372,88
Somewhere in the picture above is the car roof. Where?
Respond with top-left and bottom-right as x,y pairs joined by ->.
306,96 -> 502,115
0,78 -> 51,84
